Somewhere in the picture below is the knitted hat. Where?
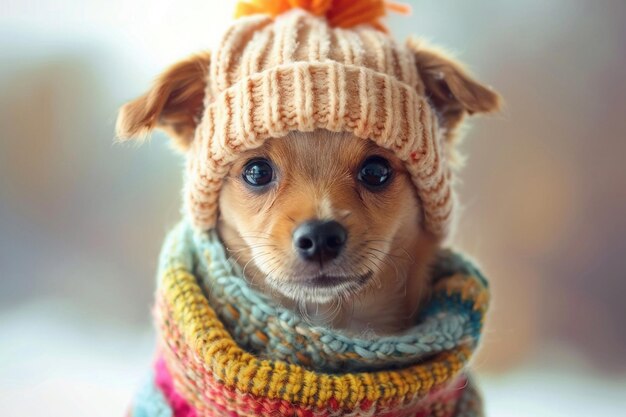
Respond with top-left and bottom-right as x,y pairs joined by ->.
116,0 -> 500,237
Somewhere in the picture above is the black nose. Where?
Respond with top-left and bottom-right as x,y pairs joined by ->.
293,220 -> 347,263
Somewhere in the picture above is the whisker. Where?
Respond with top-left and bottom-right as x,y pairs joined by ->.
226,243 -> 277,254
363,239 -> 413,262
366,247 -> 400,279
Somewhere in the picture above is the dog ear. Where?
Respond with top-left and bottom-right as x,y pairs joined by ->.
115,52 -> 210,151
406,38 -> 501,142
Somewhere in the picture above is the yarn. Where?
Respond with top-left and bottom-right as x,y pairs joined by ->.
130,222 -> 490,416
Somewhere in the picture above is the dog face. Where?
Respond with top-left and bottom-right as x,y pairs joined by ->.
217,130 -> 427,305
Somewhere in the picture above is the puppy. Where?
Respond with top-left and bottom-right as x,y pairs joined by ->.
116,7 -> 504,416
218,129 -> 439,335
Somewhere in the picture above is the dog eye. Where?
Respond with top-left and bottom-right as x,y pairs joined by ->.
243,158 -> 274,187
358,156 -> 391,189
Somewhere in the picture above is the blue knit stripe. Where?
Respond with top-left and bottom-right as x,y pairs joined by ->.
131,372 -> 173,417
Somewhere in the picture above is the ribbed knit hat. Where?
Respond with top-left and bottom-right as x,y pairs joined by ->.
117,0 -> 500,237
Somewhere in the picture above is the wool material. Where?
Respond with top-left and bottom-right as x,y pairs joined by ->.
130,223 -> 490,417
186,9 -> 454,236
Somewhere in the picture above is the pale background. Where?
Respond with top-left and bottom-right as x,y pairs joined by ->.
1,0 -> 626,416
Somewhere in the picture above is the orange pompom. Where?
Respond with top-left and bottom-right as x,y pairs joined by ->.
234,0 -> 411,31
288,0 -> 334,16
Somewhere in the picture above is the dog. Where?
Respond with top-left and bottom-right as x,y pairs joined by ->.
117,5 -> 502,415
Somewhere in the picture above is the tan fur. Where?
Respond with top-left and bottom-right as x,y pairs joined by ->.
217,130 -> 440,335
115,52 -> 210,151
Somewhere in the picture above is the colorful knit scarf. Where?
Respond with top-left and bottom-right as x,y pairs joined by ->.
131,223 -> 490,417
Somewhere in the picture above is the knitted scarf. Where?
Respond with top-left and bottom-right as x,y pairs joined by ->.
131,223 -> 490,417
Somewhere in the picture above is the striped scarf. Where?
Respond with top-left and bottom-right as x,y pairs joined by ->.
130,223 -> 490,417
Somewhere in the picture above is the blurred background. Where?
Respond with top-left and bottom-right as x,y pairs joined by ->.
1,0 -> 625,415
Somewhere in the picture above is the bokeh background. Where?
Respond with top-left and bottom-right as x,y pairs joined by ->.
1,0 -> 625,415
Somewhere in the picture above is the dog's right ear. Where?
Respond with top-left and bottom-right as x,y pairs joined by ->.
115,52 -> 210,151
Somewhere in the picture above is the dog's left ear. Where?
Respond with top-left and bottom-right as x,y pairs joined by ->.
115,52 -> 210,151
406,38 -> 501,142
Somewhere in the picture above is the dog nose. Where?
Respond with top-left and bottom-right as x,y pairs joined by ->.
293,220 -> 347,263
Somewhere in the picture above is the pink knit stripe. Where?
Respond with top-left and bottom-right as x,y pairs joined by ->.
155,357 -> 197,417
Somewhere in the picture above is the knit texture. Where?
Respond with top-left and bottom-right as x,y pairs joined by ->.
186,9 -> 454,236
130,223 -> 490,417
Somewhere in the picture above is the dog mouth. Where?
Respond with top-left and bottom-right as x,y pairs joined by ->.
267,269 -> 374,303
301,271 -> 374,289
